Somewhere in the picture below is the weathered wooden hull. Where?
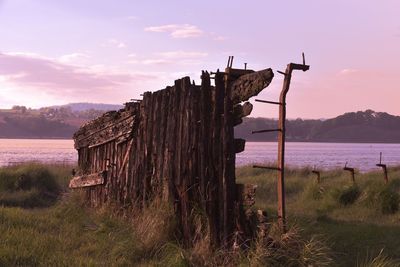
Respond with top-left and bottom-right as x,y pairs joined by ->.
70,67 -> 274,247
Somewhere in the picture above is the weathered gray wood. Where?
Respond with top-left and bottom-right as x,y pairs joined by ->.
236,184 -> 257,208
71,65 -> 274,248
233,102 -> 253,118
74,112 -> 136,149
69,171 -> 107,188
230,68 -> 274,104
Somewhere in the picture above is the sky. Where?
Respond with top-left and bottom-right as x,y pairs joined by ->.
0,0 -> 399,119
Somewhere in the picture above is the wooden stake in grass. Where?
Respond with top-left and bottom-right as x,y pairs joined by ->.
343,162 -> 355,183
376,152 -> 389,184
252,53 -> 310,233
312,166 -> 321,184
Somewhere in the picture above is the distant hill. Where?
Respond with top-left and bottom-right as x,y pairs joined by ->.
0,103 -> 115,139
1,107 -> 399,142
235,110 -> 400,143
49,102 -> 124,112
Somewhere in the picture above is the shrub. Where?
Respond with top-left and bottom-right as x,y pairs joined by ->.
246,225 -> 333,267
358,249 -> 400,267
0,164 -> 63,208
337,185 -> 361,206
379,189 -> 400,214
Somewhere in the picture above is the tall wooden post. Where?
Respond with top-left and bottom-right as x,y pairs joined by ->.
277,58 -> 309,232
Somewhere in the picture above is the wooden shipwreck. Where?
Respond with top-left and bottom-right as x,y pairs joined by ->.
70,64 -> 274,247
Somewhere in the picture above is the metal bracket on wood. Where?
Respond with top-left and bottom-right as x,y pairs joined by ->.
227,56 -> 234,68
252,128 -> 282,134
253,165 -> 282,171
343,162 -> 355,183
376,152 -> 388,184
255,99 -> 283,105
277,70 -> 286,76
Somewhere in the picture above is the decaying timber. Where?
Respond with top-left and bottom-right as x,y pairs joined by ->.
70,65 -> 274,248
230,68 -> 274,104
69,171 -> 107,188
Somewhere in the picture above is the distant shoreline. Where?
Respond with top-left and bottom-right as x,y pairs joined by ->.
1,138 -> 399,145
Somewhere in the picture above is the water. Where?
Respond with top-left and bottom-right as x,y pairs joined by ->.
0,139 -> 77,166
237,142 -> 400,172
0,139 -> 399,172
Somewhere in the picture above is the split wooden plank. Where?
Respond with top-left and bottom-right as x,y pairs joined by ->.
69,171 -> 107,188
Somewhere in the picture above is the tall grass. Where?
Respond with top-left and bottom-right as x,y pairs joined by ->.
1,163 -> 400,265
237,164 -> 400,266
0,163 -> 72,207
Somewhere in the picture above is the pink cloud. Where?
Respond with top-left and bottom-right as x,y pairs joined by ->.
144,24 -> 203,38
0,52 -> 156,96
129,50 -> 208,66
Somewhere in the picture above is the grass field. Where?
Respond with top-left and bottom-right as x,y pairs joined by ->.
237,165 -> 400,266
0,163 -> 400,266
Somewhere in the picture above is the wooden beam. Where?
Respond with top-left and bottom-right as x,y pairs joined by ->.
69,171 -> 107,188
230,68 -> 274,104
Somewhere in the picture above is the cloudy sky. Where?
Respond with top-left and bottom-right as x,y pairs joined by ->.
0,0 -> 399,118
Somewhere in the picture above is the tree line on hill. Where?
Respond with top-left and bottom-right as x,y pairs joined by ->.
236,110 -> 400,143
0,105 -> 399,143
0,103 -> 113,139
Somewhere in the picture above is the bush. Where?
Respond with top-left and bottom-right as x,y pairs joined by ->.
337,185 -> 361,206
0,164 -> 64,208
246,225 -> 333,267
379,189 -> 400,214
358,249 -> 400,267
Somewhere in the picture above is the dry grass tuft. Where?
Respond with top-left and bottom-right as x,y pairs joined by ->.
358,249 -> 400,267
246,224 -> 333,267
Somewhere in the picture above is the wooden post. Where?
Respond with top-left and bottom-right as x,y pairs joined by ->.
343,162 -> 355,183
376,152 -> 389,184
276,56 -> 310,232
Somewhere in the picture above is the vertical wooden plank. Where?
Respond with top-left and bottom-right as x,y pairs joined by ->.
214,71 -> 225,245
199,71 -> 218,246
222,72 -> 236,247
142,92 -> 153,205
151,91 -> 162,196
157,90 -> 169,200
166,85 -> 178,202
179,77 -> 192,245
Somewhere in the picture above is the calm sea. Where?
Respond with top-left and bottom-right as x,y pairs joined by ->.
0,139 -> 399,172
0,139 -> 77,166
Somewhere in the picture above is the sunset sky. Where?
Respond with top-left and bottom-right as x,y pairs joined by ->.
0,0 -> 399,119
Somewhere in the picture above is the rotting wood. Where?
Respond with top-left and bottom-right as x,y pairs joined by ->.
70,63 -> 275,248
234,138 -> 246,153
69,171 -> 107,188
230,68 -> 274,104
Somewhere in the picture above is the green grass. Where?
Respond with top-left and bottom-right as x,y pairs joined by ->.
237,164 -> 400,266
1,163 -> 400,266
0,163 -> 71,208
0,193 -> 144,266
